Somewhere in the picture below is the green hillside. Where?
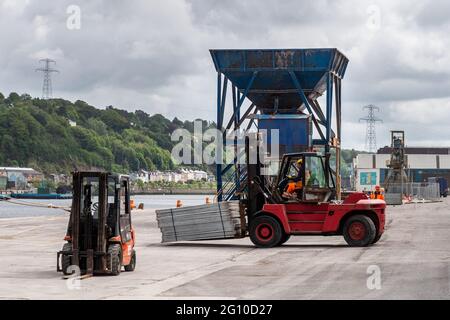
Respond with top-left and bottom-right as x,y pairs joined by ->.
0,92 -> 214,174
0,91 -> 363,178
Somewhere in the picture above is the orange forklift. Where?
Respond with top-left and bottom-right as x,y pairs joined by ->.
57,172 -> 136,276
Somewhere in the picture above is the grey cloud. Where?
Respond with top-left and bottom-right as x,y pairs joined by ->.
1,0 -> 450,149
415,0 -> 450,28
187,0 -> 334,31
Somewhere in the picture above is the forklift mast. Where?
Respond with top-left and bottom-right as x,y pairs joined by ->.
69,172 -> 112,273
245,135 -> 266,220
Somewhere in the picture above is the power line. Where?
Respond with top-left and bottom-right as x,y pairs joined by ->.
359,104 -> 383,153
36,58 -> 59,99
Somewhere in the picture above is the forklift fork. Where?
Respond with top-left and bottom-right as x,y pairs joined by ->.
57,249 -> 114,278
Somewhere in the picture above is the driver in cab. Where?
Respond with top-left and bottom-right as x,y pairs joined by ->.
282,159 -> 310,199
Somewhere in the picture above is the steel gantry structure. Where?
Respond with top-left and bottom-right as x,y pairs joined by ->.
210,49 -> 349,201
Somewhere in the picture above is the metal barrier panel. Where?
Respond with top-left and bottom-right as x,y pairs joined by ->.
386,182 -> 440,201
384,193 -> 402,205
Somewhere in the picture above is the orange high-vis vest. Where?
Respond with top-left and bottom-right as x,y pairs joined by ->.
287,181 -> 303,193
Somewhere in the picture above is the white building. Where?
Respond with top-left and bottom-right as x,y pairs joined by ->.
148,171 -> 162,182
354,150 -> 450,192
193,170 -> 208,181
132,168 -> 211,184
171,172 -> 183,183
130,169 -> 150,183
160,172 -> 173,182
180,168 -> 195,181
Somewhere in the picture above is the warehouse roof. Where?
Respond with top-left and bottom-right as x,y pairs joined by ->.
377,147 -> 450,155
0,167 -> 42,174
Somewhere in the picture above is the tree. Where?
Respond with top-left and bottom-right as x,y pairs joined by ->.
20,93 -> 32,101
86,118 -> 108,135
100,108 -> 130,131
136,179 -> 145,191
0,92 -> 219,176
8,92 -> 20,102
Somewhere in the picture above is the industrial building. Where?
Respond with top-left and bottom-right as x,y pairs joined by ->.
0,167 -> 43,190
353,147 -> 450,191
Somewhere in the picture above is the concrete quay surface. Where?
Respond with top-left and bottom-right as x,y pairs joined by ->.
1,199 -> 450,300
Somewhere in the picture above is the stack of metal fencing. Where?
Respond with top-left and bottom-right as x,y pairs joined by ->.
156,201 -> 246,242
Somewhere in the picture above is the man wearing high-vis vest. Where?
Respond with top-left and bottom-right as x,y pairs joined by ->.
283,158 -> 305,199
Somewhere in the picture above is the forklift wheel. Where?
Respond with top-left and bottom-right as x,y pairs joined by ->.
61,242 -> 72,275
343,215 -> 376,247
249,215 -> 283,248
107,244 -> 122,276
372,233 -> 383,244
277,233 -> 291,246
124,250 -> 136,272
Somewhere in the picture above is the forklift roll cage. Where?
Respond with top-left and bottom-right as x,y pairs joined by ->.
275,153 -> 336,192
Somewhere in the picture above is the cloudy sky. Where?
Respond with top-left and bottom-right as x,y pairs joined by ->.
1,0 -> 450,150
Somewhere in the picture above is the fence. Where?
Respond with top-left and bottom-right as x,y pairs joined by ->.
385,182 -> 440,201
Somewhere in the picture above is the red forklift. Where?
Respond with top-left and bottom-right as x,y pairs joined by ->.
57,172 -> 136,276
210,48 -> 386,248
244,148 -> 386,248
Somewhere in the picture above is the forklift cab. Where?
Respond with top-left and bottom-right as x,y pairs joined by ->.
57,172 -> 136,276
276,153 -> 334,203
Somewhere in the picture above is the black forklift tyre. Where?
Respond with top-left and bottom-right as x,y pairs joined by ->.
249,215 -> 283,248
124,250 -> 136,272
372,233 -> 383,244
107,244 -> 122,276
277,233 -> 291,246
343,215 -> 376,247
61,242 -> 72,275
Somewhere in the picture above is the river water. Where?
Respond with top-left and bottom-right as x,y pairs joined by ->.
0,194 -> 214,219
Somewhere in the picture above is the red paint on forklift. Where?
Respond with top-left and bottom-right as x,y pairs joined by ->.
260,194 -> 385,237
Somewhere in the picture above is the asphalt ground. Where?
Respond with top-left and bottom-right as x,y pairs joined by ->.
1,198 -> 449,299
